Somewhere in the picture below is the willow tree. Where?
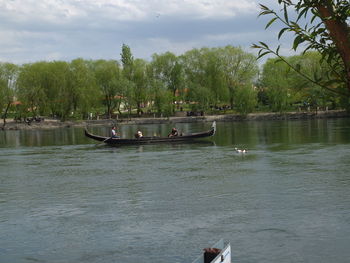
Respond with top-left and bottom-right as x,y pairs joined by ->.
218,46 -> 258,110
204,48 -> 229,105
132,58 -> 150,115
147,61 -> 173,116
253,0 -> 350,97
0,63 -> 18,128
16,62 -> 47,118
181,46 -> 258,113
234,84 -> 258,115
42,61 -> 71,119
261,52 -> 336,111
287,52 -> 336,108
93,60 -> 122,118
151,52 -> 184,110
69,59 -> 98,118
181,48 -> 228,109
261,57 -> 295,112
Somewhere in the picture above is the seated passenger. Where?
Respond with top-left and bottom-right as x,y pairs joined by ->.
111,126 -> 120,138
168,127 -> 178,137
135,130 -> 143,138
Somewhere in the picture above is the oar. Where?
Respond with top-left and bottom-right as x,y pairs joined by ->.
103,137 -> 111,142
94,136 -> 111,146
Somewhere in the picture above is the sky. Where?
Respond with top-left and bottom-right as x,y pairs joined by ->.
0,0 -> 296,64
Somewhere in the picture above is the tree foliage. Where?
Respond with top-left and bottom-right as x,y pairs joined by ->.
121,44 -> 134,81
252,0 -> 350,96
0,63 -> 18,127
234,84 -> 258,115
218,46 -> 258,108
260,51 -> 338,111
16,62 -> 47,117
44,61 -> 71,119
69,59 -> 98,118
181,46 -> 258,112
5,43 -> 339,121
261,58 -> 294,112
150,52 -> 184,110
132,58 -> 150,115
92,60 -> 122,118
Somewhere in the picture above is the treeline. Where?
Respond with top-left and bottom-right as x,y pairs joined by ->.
0,44 -> 347,123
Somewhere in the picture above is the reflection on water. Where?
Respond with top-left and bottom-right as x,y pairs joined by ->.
0,118 -> 350,263
1,119 -> 350,148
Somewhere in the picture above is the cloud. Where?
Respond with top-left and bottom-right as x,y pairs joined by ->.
145,0 -> 258,19
0,0 -> 296,64
0,0 -> 258,23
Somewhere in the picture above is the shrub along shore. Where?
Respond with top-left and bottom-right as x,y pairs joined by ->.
1,110 -> 349,131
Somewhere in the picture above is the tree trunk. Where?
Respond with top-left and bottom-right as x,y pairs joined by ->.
316,1 -> 350,92
2,102 -> 11,129
137,102 -> 141,116
128,106 -> 131,120
106,95 -> 111,119
230,97 -> 234,110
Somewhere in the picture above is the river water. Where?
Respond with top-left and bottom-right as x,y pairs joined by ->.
1,119 -> 350,263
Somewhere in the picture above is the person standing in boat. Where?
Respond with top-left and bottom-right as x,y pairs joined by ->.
168,127 -> 179,137
111,126 -> 120,138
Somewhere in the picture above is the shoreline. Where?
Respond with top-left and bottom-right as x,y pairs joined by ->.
1,109 -> 349,130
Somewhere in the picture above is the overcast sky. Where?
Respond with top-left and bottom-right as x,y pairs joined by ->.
0,0 -> 296,64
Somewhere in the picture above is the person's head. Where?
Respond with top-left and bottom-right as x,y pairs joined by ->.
172,127 -> 176,131
112,126 -> 116,130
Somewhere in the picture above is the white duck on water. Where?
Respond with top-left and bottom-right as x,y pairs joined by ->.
235,147 -> 247,153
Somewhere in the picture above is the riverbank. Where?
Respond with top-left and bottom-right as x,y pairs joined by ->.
1,109 -> 349,130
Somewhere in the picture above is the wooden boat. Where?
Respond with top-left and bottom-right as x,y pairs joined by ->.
192,239 -> 231,263
84,121 -> 216,145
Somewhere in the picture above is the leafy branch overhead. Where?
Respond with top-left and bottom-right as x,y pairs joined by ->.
252,0 -> 350,96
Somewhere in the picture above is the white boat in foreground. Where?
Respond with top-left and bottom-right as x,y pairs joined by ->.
191,239 -> 231,263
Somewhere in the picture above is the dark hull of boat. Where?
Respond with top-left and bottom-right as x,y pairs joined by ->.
85,122 -> 216,145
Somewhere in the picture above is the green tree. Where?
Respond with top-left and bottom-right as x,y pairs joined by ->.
17,61 -> 77,120
132,58 -> 150,115
69,59 -> 98,118
205,48 -> 228,105
234,84 -> 258,115
261,52 -> 336,111
121,78 -> 136,119
121,44 -> 134,81
0,63 -> 18,128
181,46 -> 258,112
93,60 -> 122,118
252,0 -> 350,96
120,44 -> 140,117
16,62 -> 47,118
261,58 -> 294,112
181,48 -> 227,109
43,61 -> 71,119
151,52 -> 184,109
287,52 -> 335,109
218,46 -> 259,109
147,65 -> 172,116
151,80 -> 173,116
186,83 -> 212,112
180,48 -> 205,88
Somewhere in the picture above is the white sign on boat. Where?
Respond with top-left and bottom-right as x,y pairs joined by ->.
191,239 -> 231,263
